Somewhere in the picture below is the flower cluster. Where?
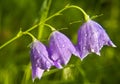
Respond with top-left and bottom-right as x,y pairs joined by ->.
30,20 -> 116,81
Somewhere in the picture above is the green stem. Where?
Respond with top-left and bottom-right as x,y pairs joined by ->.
38,0 -> 52,40
0,5 -> 88,49
26,24 -> 38,33
75,65 -> 90,84
21,63 -> 31,84
44,24 -> 56,31
68,5 -> 90,21
0,30 -> 22,49
27,5 -> 89,32
23,32 -> 36,41
0,35 -> 19,49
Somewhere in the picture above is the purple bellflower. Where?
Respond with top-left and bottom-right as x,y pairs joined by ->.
76,20 -> 116,60
48,31 -> 78,68
30,40 -> 54,81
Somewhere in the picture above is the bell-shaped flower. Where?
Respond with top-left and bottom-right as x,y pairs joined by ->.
76,20 -> 116,60
48,31 -> 78,68
30,40 -> 53,81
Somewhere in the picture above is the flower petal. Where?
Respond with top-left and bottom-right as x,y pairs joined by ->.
32,67 -> 44,82
76,20 -> 116,59
30,40 -> 53,81
49,31 -> 78,68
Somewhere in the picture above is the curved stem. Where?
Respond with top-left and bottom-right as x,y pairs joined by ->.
26,5 -> 89,32
44,24 -> 56,31
68,5 -> 90,21
0,5 -> 88,49
44,24 -> 68,31
23,32 -> 36,41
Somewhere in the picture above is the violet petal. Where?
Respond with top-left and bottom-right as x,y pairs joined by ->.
76,20 -> 116,60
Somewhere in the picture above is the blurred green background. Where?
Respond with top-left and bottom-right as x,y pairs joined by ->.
0,0 -> 120,84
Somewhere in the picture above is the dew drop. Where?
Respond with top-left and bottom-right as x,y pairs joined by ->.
47,69 -> 50,71
57,37 -> 60,40
91,49 -> 94,52
96,52 -> 100,56
37,59 -> 40,63
85,33 -> 87,37
62,45 -> 65,48
83,47 -> 86,50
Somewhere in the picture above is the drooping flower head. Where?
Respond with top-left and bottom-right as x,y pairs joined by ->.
48,31 -> 78,68
30,40 -> 53,81
76,20 -> 116,60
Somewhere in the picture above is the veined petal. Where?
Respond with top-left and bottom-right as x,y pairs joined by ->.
32,67 -> 44,82
49,31 -> 78,68
30,40 -> 53,81
76,20 -> 116,60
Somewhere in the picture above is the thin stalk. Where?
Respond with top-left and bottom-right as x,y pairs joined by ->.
38,0 -> 52,40
44,24 -> 56,31
0,35 -> 19,49
23,32 -> 36,41
0,30 -> 23,49
68,5 -> 90,21
0,5 -> 88,49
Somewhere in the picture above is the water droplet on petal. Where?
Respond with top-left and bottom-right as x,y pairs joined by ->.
37,59 -> 39,63
62,45 -> 65,48
85,33 -> 87,37
47,69 -> 50,71
96,52 -> 100,56
57,37 -> 60,40
82,46 -> 86,50
91,49 -> 94,52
